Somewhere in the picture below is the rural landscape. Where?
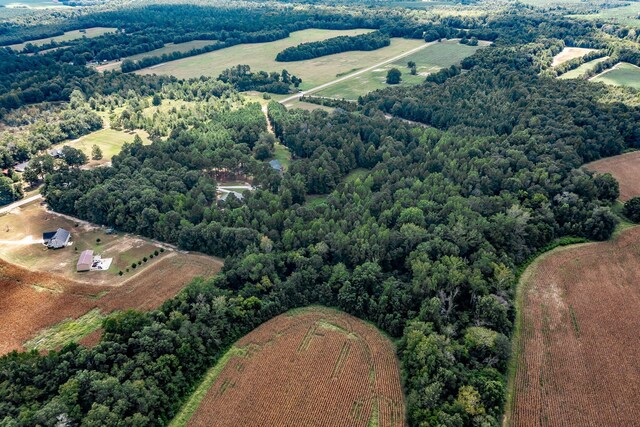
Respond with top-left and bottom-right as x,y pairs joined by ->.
0,0 -> 640,426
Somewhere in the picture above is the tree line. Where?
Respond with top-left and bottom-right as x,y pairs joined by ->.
275,30 -> 390,62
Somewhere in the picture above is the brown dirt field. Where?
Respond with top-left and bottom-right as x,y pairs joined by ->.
508,226 -> 640,426
0,252 -> 222,354
586,151 -> 640,201
187,307 -> 405,427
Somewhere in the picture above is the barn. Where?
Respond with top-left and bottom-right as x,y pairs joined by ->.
77,250 -> 94,272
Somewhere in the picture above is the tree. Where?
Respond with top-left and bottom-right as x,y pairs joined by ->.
0,176 -> 21,205
152,94 -> 162,106
386,68 -> 401,85
22,166 -> 40,186
91,145 -> 103,160
61,146 -> 88,166
624,197 -> 640,223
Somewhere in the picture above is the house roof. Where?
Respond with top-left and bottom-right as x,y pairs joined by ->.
269,159 -> 282,170
220,191 -> 244,201
14,161 -> 29,172
48,228 -> 70,248
78,250 -> 94,265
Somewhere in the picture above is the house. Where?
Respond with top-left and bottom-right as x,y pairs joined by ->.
77,250 -> 93,272
48,148 -> 63,158
220,191 -> 244,202
44,228 -> 71,249
14,161 -> 29,173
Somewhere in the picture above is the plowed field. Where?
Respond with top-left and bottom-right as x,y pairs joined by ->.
184,307 -> 405,427
586,151 -> 640,201
508,227 -> 640,426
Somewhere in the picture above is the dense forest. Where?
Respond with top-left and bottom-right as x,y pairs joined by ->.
1,2 -> 640,427
275,30 -> 390,61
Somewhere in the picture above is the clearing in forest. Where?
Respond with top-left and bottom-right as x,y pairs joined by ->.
586,151 -> 640,201
66,128 -> 151,167
135,29 -> 426,90
558,56 -> 609,79
312,39 -> 488,100
174,307 -> 405,427
507,226 -> 640,426
551,47 -> 594,67
591,62 -> 640,90
6,27 -> 117,51
0,203 -> 223,353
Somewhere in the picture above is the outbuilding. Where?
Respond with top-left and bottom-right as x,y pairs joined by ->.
77,250 -> 94,272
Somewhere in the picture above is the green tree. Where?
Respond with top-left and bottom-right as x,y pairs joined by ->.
624,197 -> 640,223
91,145 -> 103,160
152,94 -> 162,106
386,68 -> 401,85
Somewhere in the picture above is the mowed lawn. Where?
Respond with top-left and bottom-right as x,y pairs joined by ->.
135,29 -> 428,90
97,40 -> 218,72
65,128 -> 151,167
592,62 -> 640,89
7,27 -> 117,51
313,39 -> 487,100
559,56 -> 609,79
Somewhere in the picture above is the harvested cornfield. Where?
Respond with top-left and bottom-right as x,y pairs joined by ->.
184,307 -> 405,427
507,227 -> 640,426
586,151 -> 640,201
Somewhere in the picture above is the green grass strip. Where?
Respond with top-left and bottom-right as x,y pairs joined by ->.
169,346 -> 245,427
24,308 -> 104,351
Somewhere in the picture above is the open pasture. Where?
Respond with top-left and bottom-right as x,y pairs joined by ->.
507,227 -> 640,426
135,29 -> 427,90
571,2 -> 640,28
96,40 -> 218,72
591,62 -> 640,89
0,203 -> 222,353
175,307 -> 405,427
586,151 -> 640,201
551,47 -> 595,67
6,27 -> 116,51
65,128 -> 151,167
313,39 -> 487,100
559,56 -> 609,79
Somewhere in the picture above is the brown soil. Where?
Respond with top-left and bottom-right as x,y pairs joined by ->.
188,307 -> 405,427
586,151 -> 640,201
509,226 -> 640,426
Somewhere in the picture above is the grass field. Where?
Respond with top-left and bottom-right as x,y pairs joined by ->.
559,56 -> 609,79
586,151 -> 640,201
0,203 -> 223,353
96,40 -> 218,72
571,2 -> 640,28
65,128 -> 151,167
174,307 -> 404,427
551,47 -> 595,67
7,27 -> 116,51
591,62 -> 640,89
507,226 -> 640,426
135,29 -> 429,90
313,39 -> 487,100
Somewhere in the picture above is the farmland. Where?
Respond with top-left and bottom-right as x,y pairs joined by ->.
96,40 -> 218,72
586,151 -> 640,201
551,47 -> 594,67
558,56 -> 609,79
591,62 -> 640,89
6,27 -> 117,51
135,29 -> 428,90
570,2 -> 640,28
176,307 -> 404,427
507,227 -> 640,426
0,202 -> 223,353
313,39 -> 488,100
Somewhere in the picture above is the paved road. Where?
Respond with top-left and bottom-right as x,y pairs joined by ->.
279,41 -> 435,104
0,194 -> 42,215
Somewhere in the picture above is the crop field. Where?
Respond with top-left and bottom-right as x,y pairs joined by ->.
558,56 -> 609,79
313,39 -> 487,100
551,47 -> 595,67
591,62 -> 640,89
571,2 -> 640,28
175,307 -> 405,427
96,40 -> 217,72
585,151 -> 640,201
65,128 -> 151,167
507,227 -> 640,426
0,203 -> 223,353
135,29 -> 428,90
7,27 -> 117,51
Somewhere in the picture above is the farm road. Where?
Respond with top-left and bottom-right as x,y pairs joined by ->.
0,194 -> 42,215
279,40 -> 436,104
